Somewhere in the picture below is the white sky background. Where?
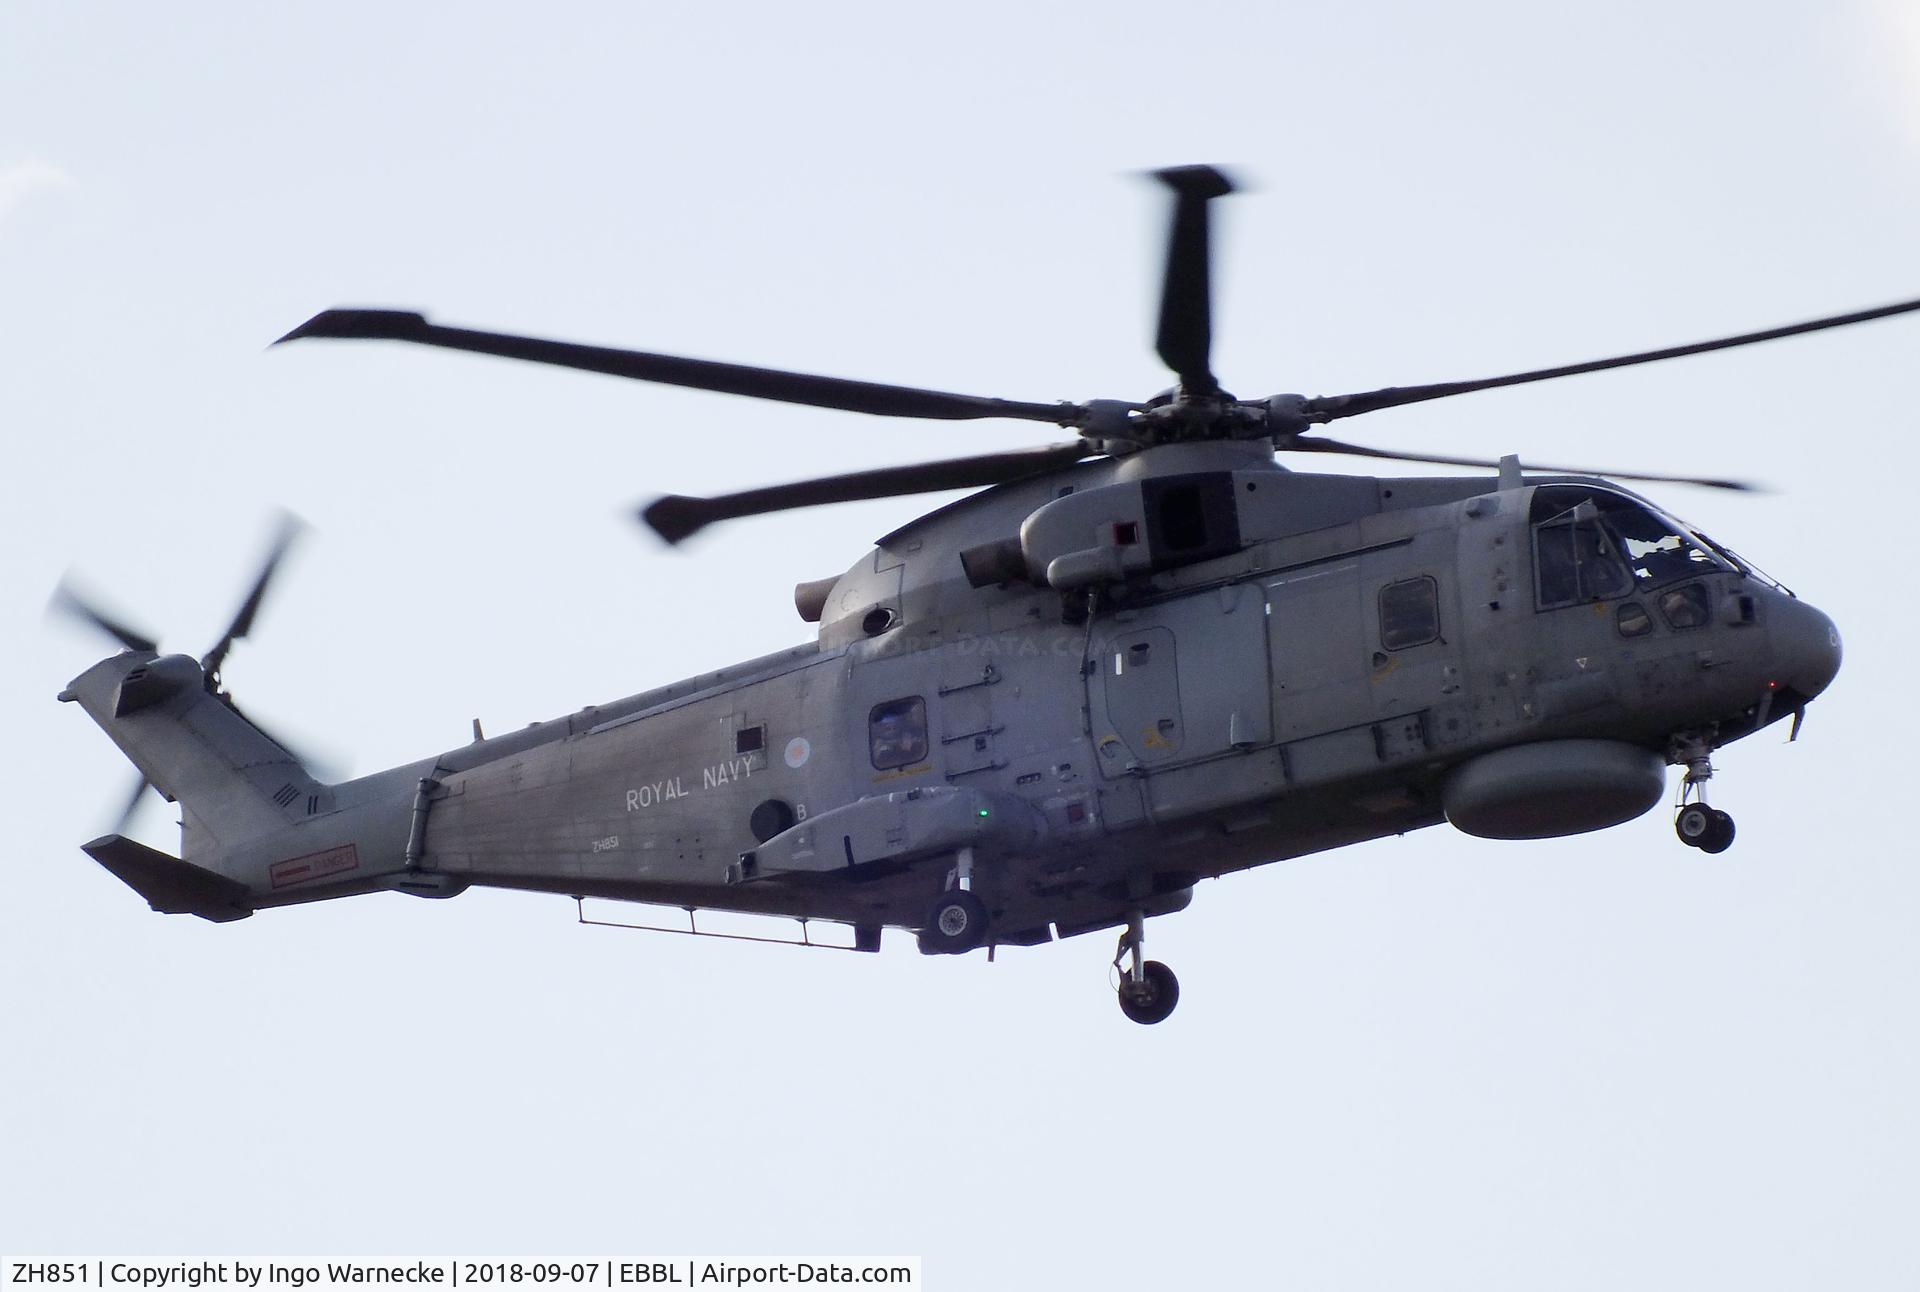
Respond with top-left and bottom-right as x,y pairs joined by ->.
3,2 -> 1917,1286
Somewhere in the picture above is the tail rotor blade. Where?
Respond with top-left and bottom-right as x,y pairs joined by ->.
202,512 -> 304,686
223,695 -> 342,782
113,774 -> 155,834
49,583 -> 160,654
1152,165 -> 1235,397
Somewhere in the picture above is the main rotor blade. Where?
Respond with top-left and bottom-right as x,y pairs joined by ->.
279,310 -> 1086,426
49,583 -> 160,654
1152,166 -> 1235,397
641,442 -> 1098,545
1303,295 -> 1920,422
202,512 -> 303,685
1288,436 -> 1760,491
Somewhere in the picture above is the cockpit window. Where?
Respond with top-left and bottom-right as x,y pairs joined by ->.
1531,486 -> 1732,610
1703,535 -> 1788,593
1533,501 -> 1631,608
1617,602 -> 1654,637
1657,583 -> 1713,631
1606,507 -> 1725,586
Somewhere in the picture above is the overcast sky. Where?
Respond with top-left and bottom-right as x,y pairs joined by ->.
4,3 -> 1918,1287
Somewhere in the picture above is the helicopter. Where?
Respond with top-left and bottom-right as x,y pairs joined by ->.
59,165 -> 1872,1024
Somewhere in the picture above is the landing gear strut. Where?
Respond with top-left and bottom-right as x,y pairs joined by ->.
1112,907 -> 1179,1025
918,846 -> 988,954
1673,741 -> 1736,854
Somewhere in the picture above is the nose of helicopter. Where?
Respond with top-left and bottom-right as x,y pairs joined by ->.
1768,595 -> 1842,702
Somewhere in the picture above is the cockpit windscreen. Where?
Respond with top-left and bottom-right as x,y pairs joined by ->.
1530,486 -> 1733,609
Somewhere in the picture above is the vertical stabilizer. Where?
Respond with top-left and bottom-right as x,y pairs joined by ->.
60,651 -> 325,862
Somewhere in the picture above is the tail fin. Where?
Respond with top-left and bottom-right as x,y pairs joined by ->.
61,651 -> 327,865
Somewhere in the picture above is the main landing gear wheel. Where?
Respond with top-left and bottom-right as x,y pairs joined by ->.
1112,909 -> 1180,1024
1118,960 -> 1180,1025
1675,803 -> 1736,853
918,889 -> 988,955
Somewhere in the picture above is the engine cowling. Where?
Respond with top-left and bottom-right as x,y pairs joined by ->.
965,471 -> 1248,591
112,653 -> 204,717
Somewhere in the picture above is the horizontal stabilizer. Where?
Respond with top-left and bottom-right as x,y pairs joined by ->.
80,834 -> 253,923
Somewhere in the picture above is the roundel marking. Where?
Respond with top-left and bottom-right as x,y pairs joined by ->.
784,736 -> 812,769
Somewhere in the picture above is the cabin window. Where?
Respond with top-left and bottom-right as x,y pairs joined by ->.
868,697 -> 929,770
1379,577 -> 1440,650
1658,583 -> 1712,631
735,724 -> 765,755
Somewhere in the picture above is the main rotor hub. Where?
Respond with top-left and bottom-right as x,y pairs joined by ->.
1121,387 -> 1297,449
1139,391 -> 1234,441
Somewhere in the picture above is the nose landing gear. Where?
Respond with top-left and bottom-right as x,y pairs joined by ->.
1672,740 -> 1736,854
1675,801 -> 1736,853
1112,907 -> 1179,1025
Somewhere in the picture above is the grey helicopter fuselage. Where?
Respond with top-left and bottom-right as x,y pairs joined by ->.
61,438 -> 1842,947
58,162 -> 1889,1022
